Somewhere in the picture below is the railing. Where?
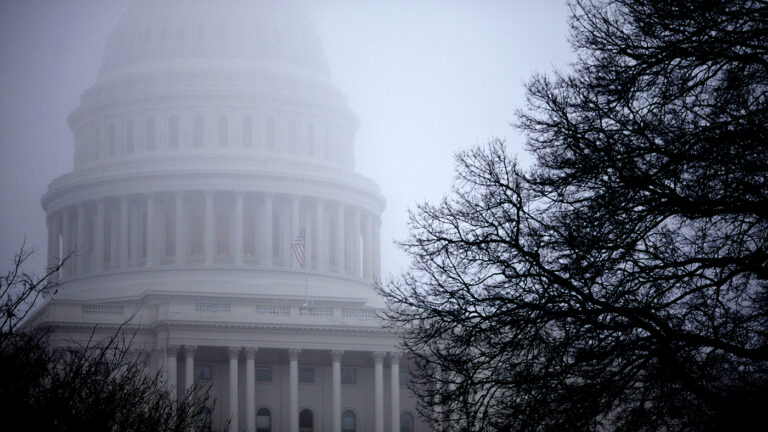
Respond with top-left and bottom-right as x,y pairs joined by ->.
194,303 -> 231,313
299,306 -> 334,317
254,304 -> 291,316
342,308 -> 378,319
82,304 -> 124,315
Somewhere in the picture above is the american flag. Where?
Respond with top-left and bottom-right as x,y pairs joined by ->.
292,227 -> 306,267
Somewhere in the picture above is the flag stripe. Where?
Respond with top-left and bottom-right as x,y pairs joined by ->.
292,227 -> 306,267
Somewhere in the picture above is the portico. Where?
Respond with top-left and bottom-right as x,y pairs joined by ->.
167,345 -> 407,432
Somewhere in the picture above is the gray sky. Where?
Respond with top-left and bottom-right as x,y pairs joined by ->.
0,0 -> 572,279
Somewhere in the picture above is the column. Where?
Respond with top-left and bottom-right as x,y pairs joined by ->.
54,213 -> 62,278
291,196 -> 300,268
95,200 -> 105,272
334,203 -> 344,273
363,214 -> 374,280
351,208 -> 361,277
130,205 -> 139,267
120,196 -> 129,269
373,217 -> 381,283
204,191 -> 214,265
46,215 -> 55,271
314,200 -> 325,271
110,206 -> 119,269
262,193 -> 273,266
175,192 -> 184,265
61,208 -> 75,277
76,203 -> 86,275
374,351 -> 385,432
61,208 -> 72,277
288,348 -> 300,432
245,347 -> 257,432
332,350 -> 343,432
228,347 -> 239,432
305,199 -> 314,271
234,191 -> 244,265
146,194 -> 156,266
167,345 -> 179,401
390,353 -> 401,432
185,345 -> 196,392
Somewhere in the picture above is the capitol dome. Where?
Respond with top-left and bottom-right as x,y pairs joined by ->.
33,2 -> 418,431
42,0 -> 385,304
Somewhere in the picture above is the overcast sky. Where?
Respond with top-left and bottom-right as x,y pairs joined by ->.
0,0 -> 573,279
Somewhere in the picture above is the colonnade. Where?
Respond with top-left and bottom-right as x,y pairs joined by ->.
46,190 -> 381,282
161,346 -> 402,432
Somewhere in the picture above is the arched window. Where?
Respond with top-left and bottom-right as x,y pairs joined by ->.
242,115 -> 253,148
198,407 -> 212,432
299,408 -> 313,432
218,114 -> 228,148
341,410 -> 356,432
256,407 -> 271,432
193,114 -> 204,148
400,412 -> 414,432
169,115 -> 179,149
146,117 -> 156,151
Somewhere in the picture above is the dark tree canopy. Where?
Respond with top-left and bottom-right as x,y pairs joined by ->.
382,1 -> 768,431
0,247 -> 214,432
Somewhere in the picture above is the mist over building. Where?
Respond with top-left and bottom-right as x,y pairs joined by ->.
29,1 -> 420,431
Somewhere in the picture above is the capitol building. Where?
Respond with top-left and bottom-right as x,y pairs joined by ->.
29,1 -> 422,431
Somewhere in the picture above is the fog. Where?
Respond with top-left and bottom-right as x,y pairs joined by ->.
0,0 -> 572,278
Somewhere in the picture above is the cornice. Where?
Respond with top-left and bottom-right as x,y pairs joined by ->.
44,319 -> 398,335
42,161 -> 385,214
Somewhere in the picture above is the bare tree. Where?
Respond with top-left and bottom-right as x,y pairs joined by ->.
0,246 -> 216,432
381,1 -> 768,431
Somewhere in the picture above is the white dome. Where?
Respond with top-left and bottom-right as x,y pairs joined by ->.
99,0 -> 330,80
67,0 -> 360,175
43,0 -> 384,307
